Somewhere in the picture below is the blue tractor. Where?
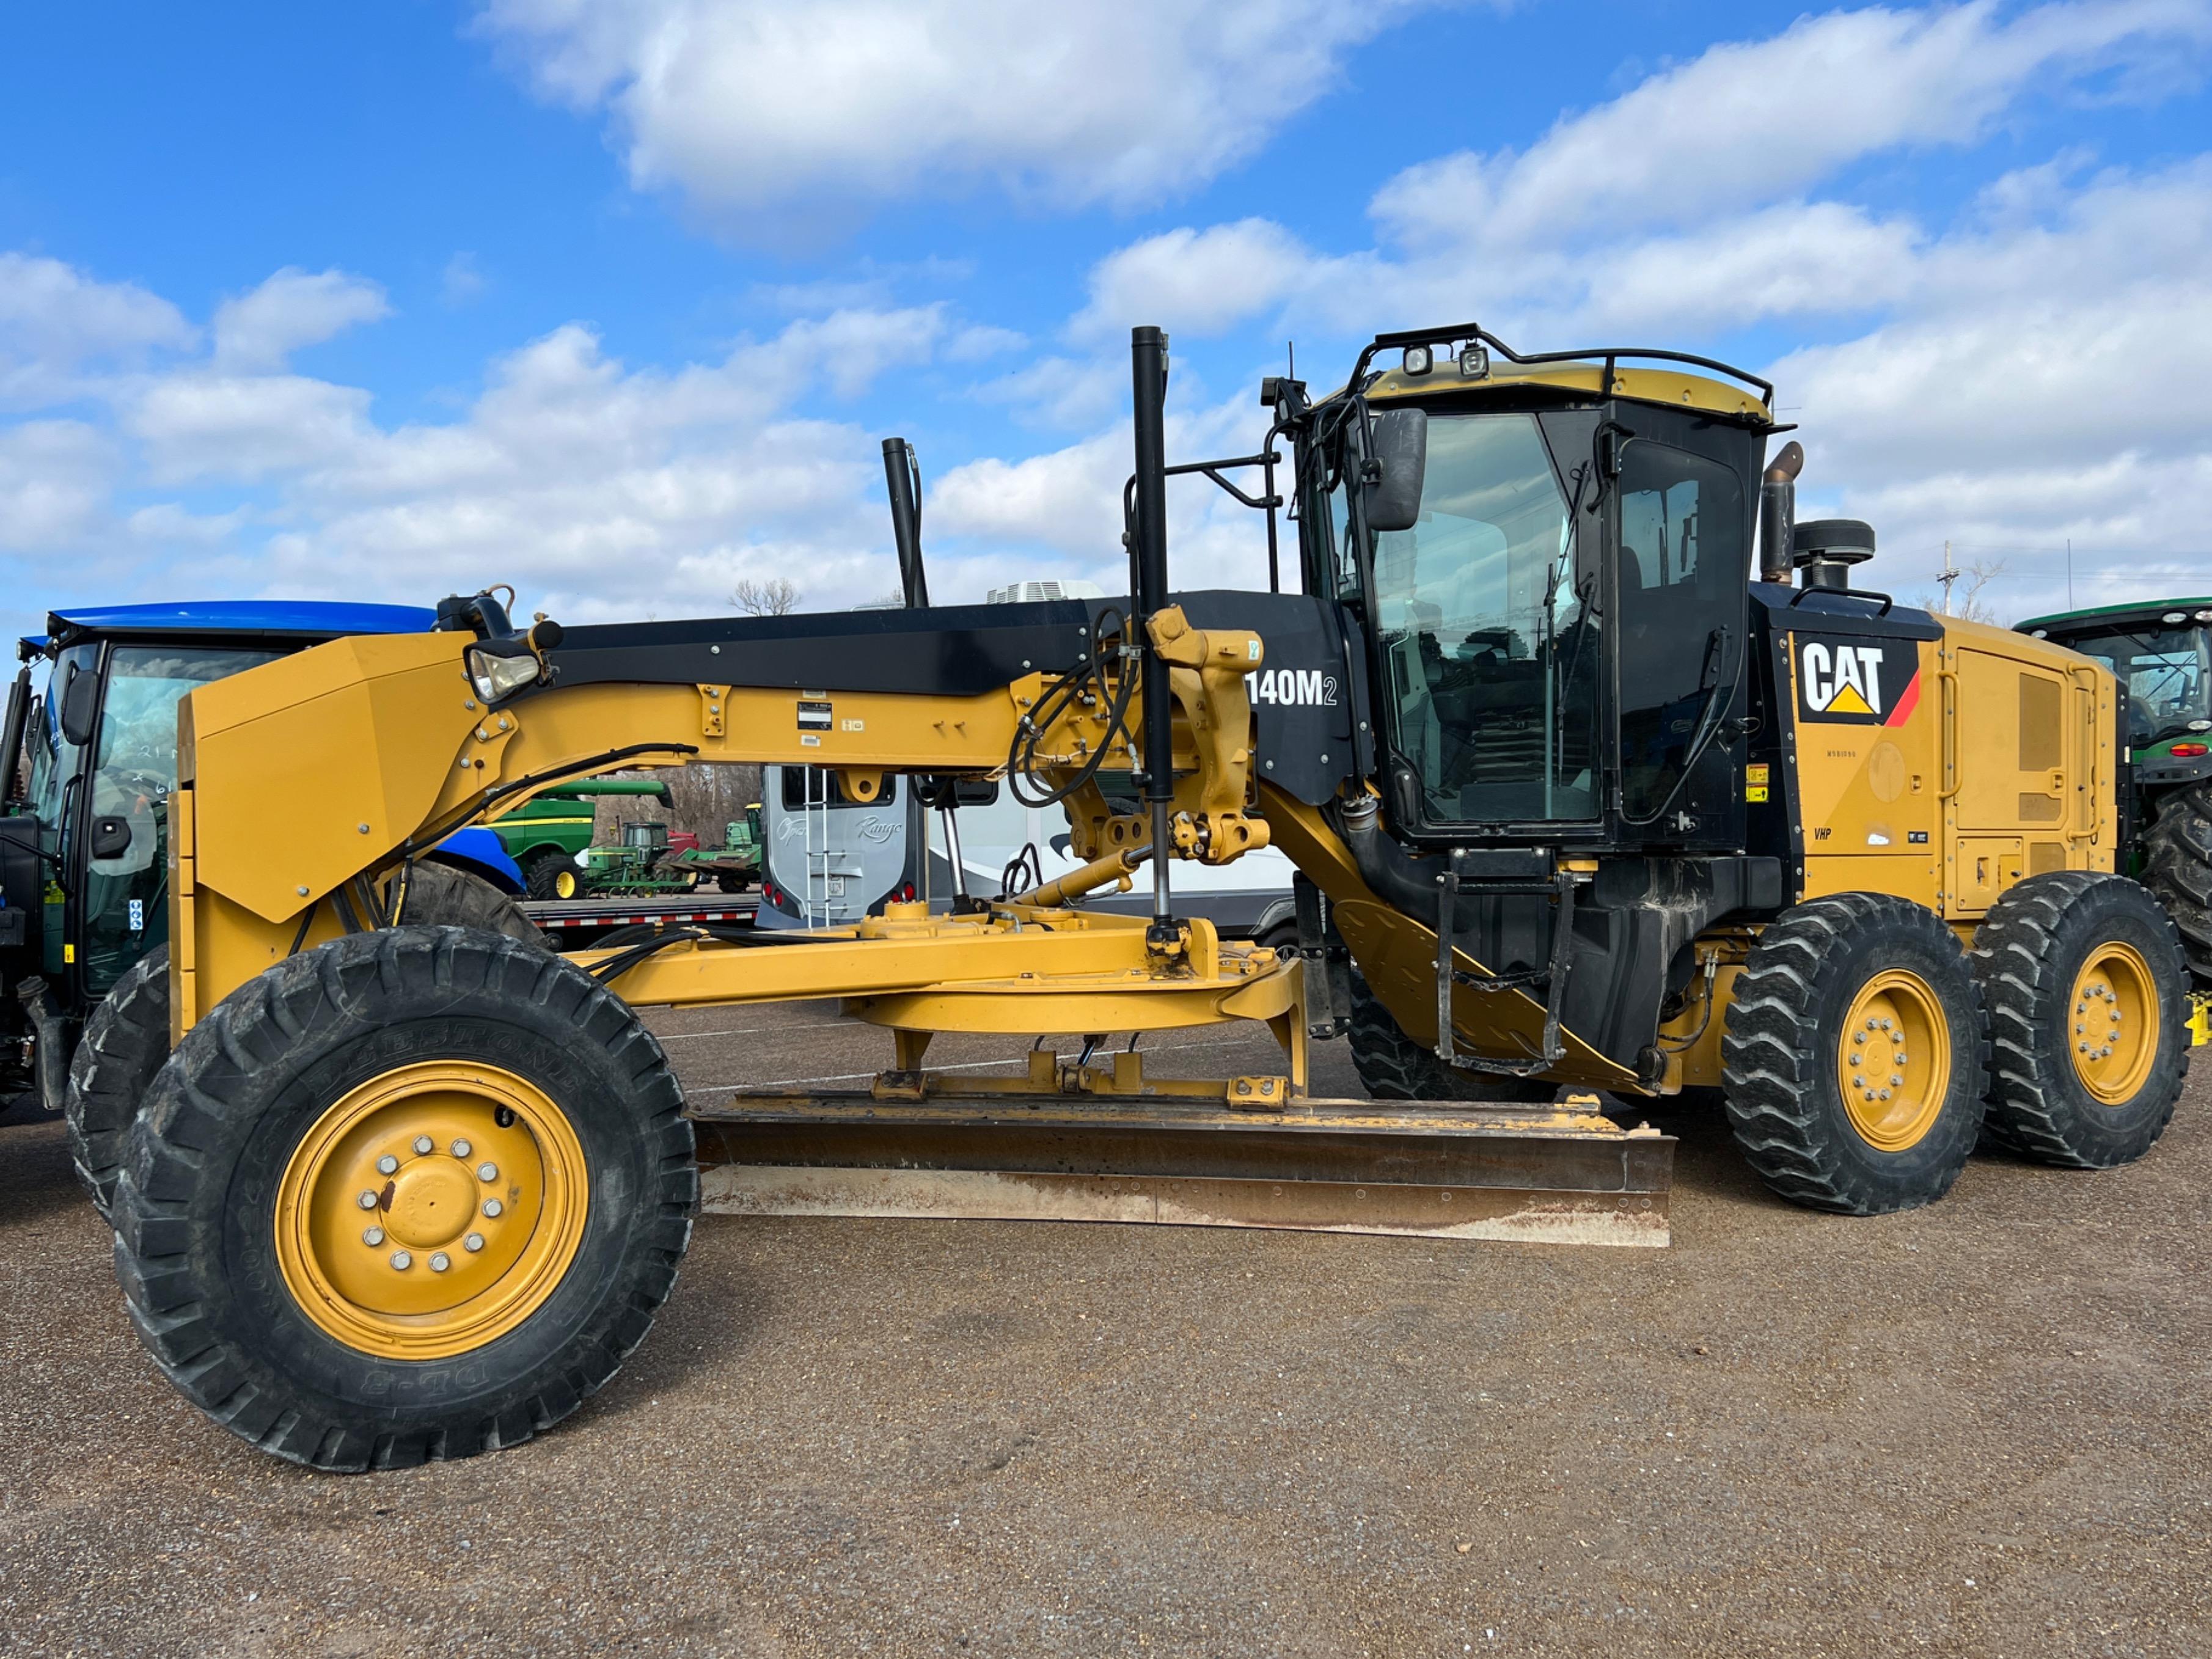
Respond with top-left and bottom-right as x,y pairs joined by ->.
2,602 -> 533,1212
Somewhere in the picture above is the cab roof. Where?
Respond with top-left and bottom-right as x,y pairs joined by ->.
35,599 -> 438,653
2017,598 -> 2212,636
1363,357 -> 1775,423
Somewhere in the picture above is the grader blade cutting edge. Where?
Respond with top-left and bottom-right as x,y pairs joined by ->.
689,1094 -> 1674,1247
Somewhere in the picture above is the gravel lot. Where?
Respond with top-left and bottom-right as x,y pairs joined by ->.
3,1002 -> 2208,1658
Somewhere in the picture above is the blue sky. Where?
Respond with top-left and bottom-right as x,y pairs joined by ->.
3,0 -> 2209,645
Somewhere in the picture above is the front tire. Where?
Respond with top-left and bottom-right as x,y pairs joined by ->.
523,850 -> 573,901
66,946 -> 170,1223
111,928 -> 694,1470
1720,893 -> 1989,1214
64,864 -> 538,1226
1969,871 -> 2189,1168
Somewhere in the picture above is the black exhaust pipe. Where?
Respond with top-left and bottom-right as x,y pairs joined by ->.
1130,326 -> 1177,940
882,438 -> 929,609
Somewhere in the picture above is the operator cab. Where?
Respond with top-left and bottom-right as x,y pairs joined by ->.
1286,330 -> 1774,855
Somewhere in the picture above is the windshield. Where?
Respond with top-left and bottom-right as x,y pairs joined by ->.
78,646 -> 284,994
2059,626 -> 2211,747
1368,412 -> 1599,821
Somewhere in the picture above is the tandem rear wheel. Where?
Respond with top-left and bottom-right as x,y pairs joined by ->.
1720,893 -> 1990,1214
111,928 -> 695,1470
1969,871 -> 2189,1168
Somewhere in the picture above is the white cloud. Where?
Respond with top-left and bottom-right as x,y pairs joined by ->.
1074,219 -> 1324,340
211,267 -> 391,370
0,254 -> 194,406
441,252 -> 488,307
1368,0 -> 2210,254
0,420 -> 117,551
475,0 -> 1457,227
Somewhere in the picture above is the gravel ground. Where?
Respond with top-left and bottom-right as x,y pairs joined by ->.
2,1002 -> 2209,1658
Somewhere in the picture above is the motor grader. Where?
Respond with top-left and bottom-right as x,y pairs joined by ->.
108,325 -> 2189,1471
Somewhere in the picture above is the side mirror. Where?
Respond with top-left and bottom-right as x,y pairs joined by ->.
59,662 -> 99,747
90,816 -> 132,859
1365,408 -> 1428,535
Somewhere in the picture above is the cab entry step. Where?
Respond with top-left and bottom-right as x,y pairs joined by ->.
687,1094 -> 1673,1247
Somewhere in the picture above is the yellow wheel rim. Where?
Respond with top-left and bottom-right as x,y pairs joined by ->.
1837,969 -> 1954,1152
2068,942 -> 2158,1105
554,868 -> 578,899
274,1061 -> 588,1361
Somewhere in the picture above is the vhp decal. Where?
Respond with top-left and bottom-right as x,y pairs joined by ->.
1247,668 -> 1339,707
1794,633 -> 1922,727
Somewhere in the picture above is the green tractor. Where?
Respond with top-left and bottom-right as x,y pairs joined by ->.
2019,598 -> 2212,982
487,777 -> 676,898
667,804 -> 764,893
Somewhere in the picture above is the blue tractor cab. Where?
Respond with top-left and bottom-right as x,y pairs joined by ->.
2,601 -> 521,1112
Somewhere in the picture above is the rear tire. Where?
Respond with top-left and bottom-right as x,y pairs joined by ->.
66,946 -> 170,1223
1969,871 -> 2189,1168
2141,782 -> 2212,984
112,928 -> 695,1471
716,872 -> 749,894
65,865 -> 538,1227
1344,965 -> 1559,1104
1720,893 -> 1988,1214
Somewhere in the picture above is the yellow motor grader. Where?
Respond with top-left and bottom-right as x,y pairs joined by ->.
109,325 -> 2188,1470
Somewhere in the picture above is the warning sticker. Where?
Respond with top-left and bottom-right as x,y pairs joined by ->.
1746,762 -> 1770,804
797,699 -> 832,731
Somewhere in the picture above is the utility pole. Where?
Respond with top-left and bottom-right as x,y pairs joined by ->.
2067,538 -> 2073,608
1938,539 -> 1957,614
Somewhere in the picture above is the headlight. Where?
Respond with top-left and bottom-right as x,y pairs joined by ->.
466,643 -> 542,705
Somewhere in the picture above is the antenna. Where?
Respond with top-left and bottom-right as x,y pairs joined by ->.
1938,539 -> 1957,614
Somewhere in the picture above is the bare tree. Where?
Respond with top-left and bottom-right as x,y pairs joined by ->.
732,577 -> 802,617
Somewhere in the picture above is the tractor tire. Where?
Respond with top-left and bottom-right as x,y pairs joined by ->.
1969,871 -> 2189,1168
66,946 -> 170,1224
1344,965 -> 1559,1104
716,872 -> 750,895
524,851 -> 574,901
65,865 -> 540,1229
402,860 -> 544,945
111,927 -> 696,1471
2140,782 -> 2212,983
1719,892 -> 1989,1215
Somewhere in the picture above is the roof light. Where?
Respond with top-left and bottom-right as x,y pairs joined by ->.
1458,344 -> 1490,379
2196,610 -> 2212,622
2164,611 -> 2188,624
2031,629 -> 2048,639
1401,344 -> 1433,376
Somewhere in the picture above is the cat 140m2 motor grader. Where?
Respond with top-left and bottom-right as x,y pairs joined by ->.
107,325 -> 2188,1471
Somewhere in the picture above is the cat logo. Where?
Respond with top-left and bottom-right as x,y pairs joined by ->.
1795,633 -> 1922,728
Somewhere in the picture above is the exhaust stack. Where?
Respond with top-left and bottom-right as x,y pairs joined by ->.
882,438 -> 929,608
1757,441 -> 1804,584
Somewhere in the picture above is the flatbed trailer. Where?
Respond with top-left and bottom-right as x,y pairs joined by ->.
521,891 -> 758,945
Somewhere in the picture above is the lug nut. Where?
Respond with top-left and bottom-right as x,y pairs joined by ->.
464,1232 -> 485,1253
477,1162 -> 498,1182
451,1138 -> 472,1159
1866,1019 -> 1879,1030
1890,1075 -> 1903,1087
1863,1090 -> 1875,1101
1853,1032 -> 1866,1046
429,1252 -> 451,1273
1878,1089 -> 1892,1101
482,1198 -> 504,1217
1853,1075 -> 1865,1089
390,1250 -> 413,1270
376,1154 -> 399,1175
357,1190 -> 379,1210
363,1226 -> 385,1246
413,1135 -> 434,1155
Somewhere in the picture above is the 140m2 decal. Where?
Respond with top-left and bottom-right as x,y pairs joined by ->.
1793,633 -> 1922,727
